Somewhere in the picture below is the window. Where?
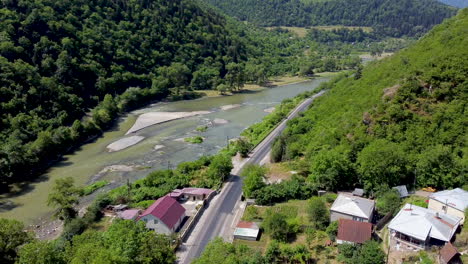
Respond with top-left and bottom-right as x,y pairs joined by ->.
442,205 -> 447,212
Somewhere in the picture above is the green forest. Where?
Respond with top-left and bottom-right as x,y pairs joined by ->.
0,0 -> 365,189
270,9 -> 468,194
203,0 -> 457,37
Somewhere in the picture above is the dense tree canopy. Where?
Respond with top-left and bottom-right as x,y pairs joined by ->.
273,9 -> 468,193
203,0 -> 457,37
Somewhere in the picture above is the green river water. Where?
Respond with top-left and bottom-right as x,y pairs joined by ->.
0,77 -> 330,224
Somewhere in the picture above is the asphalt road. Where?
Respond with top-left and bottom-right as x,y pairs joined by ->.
176,90 -> 326,264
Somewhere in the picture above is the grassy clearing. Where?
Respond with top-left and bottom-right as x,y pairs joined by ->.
265,26 -> 308,37
194,75 -> 310,98
83,180 -> 109,195
309,25 -> 373,32
265,162 -> 294,182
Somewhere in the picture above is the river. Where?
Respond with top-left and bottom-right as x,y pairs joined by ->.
0,77 -> 330,224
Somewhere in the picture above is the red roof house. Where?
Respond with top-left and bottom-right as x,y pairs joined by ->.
337,219 -> 373,244
137,196 -> 186,235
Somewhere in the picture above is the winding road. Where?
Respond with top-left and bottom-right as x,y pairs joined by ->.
176,90 -> 326,264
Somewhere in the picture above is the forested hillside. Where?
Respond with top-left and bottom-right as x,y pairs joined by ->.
437,0 -> 468,8
271,9 -> 468,193
204,0 -> 457,37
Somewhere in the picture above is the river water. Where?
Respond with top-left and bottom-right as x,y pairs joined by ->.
0,78 -> 330,224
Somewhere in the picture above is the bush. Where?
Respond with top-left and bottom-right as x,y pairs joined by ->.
308,196 -> 329,230
376,189 -> 401,215
184,136 -> 204,144
82,181 -> 109,196
326,221 -> 339,240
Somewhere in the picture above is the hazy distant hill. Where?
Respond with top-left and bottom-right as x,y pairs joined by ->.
437,0 -> 468,8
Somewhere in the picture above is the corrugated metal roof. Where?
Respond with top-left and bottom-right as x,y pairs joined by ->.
236,221 -> 259,229
388,204 -> 461,242
138,196 -> 185,229
331,194 -> 375,219
440,243 -> 459,264
430,188 -> 468,211
234,227 -> 259,238
393,185 -> 409,198
337,219 -> 372,244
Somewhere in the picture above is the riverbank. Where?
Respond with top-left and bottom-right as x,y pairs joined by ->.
194,75 -> 312,98
0,77 -> 332,237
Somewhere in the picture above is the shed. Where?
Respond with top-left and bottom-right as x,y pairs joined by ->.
117,209 -> 140,220
352,188 -> 364,197
439,243 -> 461,264
234,221 -> 260,241
393,185 -> 409,198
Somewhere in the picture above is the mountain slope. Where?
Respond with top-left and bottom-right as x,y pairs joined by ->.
204,0 -> 457,37
273,9 -> 468,192
0,0 -> 252,187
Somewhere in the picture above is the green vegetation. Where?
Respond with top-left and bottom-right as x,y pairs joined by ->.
196,126 -> 208,132
184,136 -> 204,144
338,240 -> 385,264
0,219 -> 33,264
273,10 -> 468,193
0,0 -> 364,190
307,196 -> 329,229
204,0 -> 456,37
241,164 -> 266,198
15,219 -> 175,264
376,189 -> 401,215
82,180 -> 109,196
193,238 -> 264,264
47,177 -> 83,222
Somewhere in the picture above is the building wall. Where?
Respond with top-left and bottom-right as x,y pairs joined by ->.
330,211 -> 369,223
336,239 -> 355,245
428,199 -> 465,223
139,215 -> 172,235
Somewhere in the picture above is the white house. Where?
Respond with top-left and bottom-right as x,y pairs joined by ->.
330,194 -> 375,223
137,196 -> 186,235
428,188 -> 468,224
388,203 -> 462,251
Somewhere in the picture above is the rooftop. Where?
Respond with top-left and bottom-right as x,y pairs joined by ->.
440,243 -> 460,264
331,194 -> 375,219
138,196 -> 185,229
234,221 -> 260,238
388,203 -> 461,242
393,185 -> 409,198
337,219 -> 372,244
117,209 -> 140,220
429,188 -> 468,211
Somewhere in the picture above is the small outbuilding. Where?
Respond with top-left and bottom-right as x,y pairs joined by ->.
352,188 -> 364,197
336,219 -> 373,245
169,188 -> 215,202
117,209 -> 140,220
234,221 -> 260,241
439,243 -> 462,264
393,185 -> 409,198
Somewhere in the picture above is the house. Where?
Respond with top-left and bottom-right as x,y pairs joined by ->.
393,185 -> 409,198
169,188 -> 215,201
388,204 -> 462,251
428,188 -> 468,223
330,194 -> 375,223
137,196 -> 186,235
352,188 -> 364,197
439,243 -> 462,264
233,221 -> 260,241
336,219 -> 373,245
117,209 -> 140,220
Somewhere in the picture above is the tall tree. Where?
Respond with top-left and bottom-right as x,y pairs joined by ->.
47,177 -> 82,222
